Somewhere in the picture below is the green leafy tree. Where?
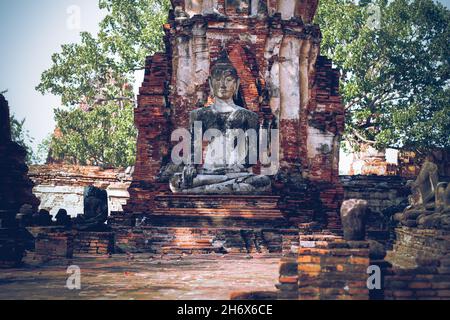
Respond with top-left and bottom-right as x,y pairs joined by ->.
316,0 -> 450,153
98,0 -> 171,73
36,0 -> 169,167
36,0 -> 170,107
50,102 -> 137,167
9,114 -> 35,163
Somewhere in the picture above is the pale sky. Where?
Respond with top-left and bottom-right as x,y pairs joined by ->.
0,0 -> 449,161
0,0 -> 105,153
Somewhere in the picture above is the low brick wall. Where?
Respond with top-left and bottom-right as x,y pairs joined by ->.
35,231 -> 74,259
383,227 -> 450,300
340,175 -> 409,214
27,227 -> 115,258
73,232 -> 115,255
384,267 -> 450,300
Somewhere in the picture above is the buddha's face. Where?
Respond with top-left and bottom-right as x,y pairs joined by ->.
210,68 -> 239,100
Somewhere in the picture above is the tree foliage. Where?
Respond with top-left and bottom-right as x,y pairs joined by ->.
37,0 -> 170,107
36,0 -> 169,167
316,0 -> 450,153
9,114 -> 35,163
50,102 -> 137,167
37,0 -> 449,167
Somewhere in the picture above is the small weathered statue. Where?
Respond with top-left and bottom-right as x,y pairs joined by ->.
394,160 -> 450,230
15,204 -> 34,227
74,186 -> 108,231
31,209 -> 52,226
55,209 -> 71,227
169,50 -> 271,194
340,199 -> 368,241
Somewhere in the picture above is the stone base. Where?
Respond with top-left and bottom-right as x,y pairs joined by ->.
114,226 -> 297,254
387,227 -> 450,268
149,194 -> 288,228
111,194 -> 295,254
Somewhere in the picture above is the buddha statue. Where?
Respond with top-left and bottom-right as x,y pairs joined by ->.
169,51 -> 271,194
394,159 -> 450,230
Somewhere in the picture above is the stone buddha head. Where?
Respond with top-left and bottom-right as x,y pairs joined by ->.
209,51 -> 240,101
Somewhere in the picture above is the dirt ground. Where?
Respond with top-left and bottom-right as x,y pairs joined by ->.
0,253 -> 280,300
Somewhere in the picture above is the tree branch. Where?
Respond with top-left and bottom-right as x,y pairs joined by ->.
352,128 -> 376,145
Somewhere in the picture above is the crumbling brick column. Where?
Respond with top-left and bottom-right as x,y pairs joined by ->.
278,232 -> 371,300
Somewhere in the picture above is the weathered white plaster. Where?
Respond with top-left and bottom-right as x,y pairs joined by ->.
205,33 -> 233,42
308,43 -> 320,74
307,127 -> 335,158
278,0 -> 296,20
176,37 -> 195,96
250,0 -> 259,16
33,184 -> 130,218
185,0 -> 200,16
239,33 -> 258,44
269,62 -> 281,117
264,35 -> 283,118
193,23 -> 210,89
279,36 -> 301,120
299,40 -> 311,109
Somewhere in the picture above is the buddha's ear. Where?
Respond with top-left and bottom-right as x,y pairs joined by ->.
208,77 -> 214,98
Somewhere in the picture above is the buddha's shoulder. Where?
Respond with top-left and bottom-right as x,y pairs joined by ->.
232,106 -> 257,115
230,107 -> 258,121
190,106 -> 214,119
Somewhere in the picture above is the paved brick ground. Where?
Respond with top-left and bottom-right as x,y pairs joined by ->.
0,254 -> 279,300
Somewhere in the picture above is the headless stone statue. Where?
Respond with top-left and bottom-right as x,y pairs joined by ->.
394,160 -> 450,230
409,160 -> 439,207
169,50 -> 271,194
74,186 -> 108,231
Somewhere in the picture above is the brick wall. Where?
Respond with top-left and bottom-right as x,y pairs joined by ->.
34,231 -> 74,260
384,227 -> 450,300
73,231 -> 115,255
340,175 -> 409,215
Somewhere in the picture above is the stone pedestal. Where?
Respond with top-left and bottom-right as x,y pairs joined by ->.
112,194 -> 291,254
113,225 -> 289,255
150,194 -> 287,228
